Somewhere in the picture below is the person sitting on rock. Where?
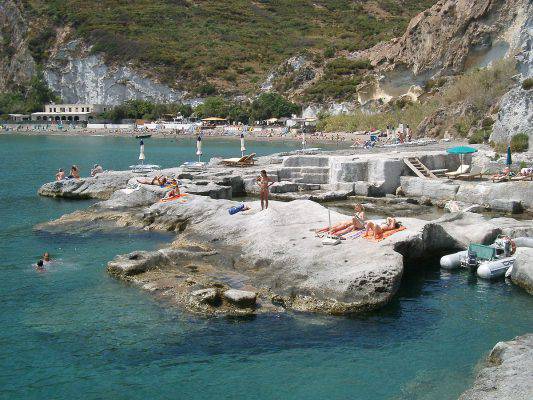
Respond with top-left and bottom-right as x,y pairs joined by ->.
91,164 -> 103,176
365,217 -> 400,240
317,204 -> 366,236
55,168 -> 65,181
68,165 -> 80,179
163,185 -> 181,199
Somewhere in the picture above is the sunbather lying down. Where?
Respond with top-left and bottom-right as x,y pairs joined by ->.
137,175 -> 167,186
365,217 -> 400,239
316,204 -> 366,236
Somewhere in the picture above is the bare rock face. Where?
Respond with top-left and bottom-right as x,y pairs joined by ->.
44,39 -> 185,105
491,86 -> 533,146
0,0 -> 36,91
363,0 -> 529,76
459,334 -> 533,400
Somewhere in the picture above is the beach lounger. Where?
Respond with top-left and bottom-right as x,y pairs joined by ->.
221,153 -> 256,167
457,165 -> 484,180
511,174 -> 533,181
445,164 -> 470,178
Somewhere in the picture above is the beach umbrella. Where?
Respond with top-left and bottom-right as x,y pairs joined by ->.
196,136 -> 203,162
139,139 -> 145,164
240,133 -> 246,157
506,145 -> 512,166
446,145 -> 477,166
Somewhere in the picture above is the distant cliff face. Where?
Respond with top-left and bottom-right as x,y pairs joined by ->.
0,0 -> 35,91
363,0 -> 530,76
44,39 -> 185,105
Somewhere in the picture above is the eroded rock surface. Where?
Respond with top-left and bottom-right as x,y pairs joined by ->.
459,334 -> 533,400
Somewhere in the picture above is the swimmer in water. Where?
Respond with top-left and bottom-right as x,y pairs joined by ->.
43,252 -> 50,262
36,259 -> 45,272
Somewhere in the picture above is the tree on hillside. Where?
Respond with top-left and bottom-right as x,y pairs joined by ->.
249,93 -> 300,122
194,97 -> 229,119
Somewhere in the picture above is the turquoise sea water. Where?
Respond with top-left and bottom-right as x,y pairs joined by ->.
0,134 -> 531,400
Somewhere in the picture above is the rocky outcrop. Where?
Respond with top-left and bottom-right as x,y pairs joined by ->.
44,40 -> 185,105
37,180 -> 533,315
491,86 -> 533,146
363,0 -> 530,77
510,247 -> 533,294
38,171 -> 137,200
0,0 -> 36,91
401,177 -> 533,212
459,334 -> 533,400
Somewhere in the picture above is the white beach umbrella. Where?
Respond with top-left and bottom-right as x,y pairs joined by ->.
240,133 -> 246,157
196,136 -> 203,162
139,139 -> 145,164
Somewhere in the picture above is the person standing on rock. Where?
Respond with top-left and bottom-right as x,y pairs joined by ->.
256,170 -> 274,210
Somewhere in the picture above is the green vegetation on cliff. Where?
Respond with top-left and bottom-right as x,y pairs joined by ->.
21,0 -> 436,95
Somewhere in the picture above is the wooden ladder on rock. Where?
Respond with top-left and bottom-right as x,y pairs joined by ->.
404,157 -> 437,179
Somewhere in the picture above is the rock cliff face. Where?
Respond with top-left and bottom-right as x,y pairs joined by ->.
0,0 -> 35,91
363,0 -> 530,77
44,40 -> 185,105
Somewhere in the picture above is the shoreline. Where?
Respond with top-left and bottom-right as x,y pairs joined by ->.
0,126 -> 382,146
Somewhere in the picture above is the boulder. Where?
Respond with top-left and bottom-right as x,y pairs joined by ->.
223,289 -> 257,308
270,181 -> 299,194
190,288 -> 220,305
510,247 -> 533,294
459,334 -> 533,400
400,176 -> 460,200
38,171 -> 136,199
488,199 -> 523,214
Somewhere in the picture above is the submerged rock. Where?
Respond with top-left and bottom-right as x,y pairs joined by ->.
459,334 -> 533,400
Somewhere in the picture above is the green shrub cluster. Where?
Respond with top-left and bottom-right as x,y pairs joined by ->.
102,93 -> 299,124
522,78 -> 533,90
468,129 -> 490,144
0,71 -> 59,117
510,133 -> 529,152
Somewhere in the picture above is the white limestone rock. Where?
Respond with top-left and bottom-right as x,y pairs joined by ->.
510,247 -> 533,294
223,289 -> 257,308
459,334 -> 533,400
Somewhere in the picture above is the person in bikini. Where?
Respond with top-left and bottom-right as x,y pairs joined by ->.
137,176 -> 167,186
256,170 -> 275,210
365,217 -> 399,239
56,168 -> 65,181
317,204 -> 366,236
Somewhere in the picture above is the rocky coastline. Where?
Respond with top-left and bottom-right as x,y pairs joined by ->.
36,146 -> 533,316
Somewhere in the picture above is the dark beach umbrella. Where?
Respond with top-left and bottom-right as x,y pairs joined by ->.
446,145 -> 478,166
506,145 -> 512,166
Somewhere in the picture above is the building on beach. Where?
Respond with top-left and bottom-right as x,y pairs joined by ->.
8,113 -> 31,122
30,103 -> 109,122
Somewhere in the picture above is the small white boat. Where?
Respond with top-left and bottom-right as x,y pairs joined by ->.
440,236 -> 518,280
477,257 -> 516,279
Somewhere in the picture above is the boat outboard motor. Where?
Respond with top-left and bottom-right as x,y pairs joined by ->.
466,250 -> 478,271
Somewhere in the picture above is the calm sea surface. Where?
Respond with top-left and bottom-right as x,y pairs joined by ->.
0,134 -> 531,399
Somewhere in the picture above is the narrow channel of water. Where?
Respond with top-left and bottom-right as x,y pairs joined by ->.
1,135 -> 531,399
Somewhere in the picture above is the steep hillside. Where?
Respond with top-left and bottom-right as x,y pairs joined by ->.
7,0 -> 435,98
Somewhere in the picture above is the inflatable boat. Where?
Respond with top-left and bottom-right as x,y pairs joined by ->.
440,236 -> 518,279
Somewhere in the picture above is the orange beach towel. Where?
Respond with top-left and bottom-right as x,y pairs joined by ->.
362,226 -> 407,242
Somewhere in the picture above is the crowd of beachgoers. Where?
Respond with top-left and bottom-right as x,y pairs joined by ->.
1,121 -> 423,149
